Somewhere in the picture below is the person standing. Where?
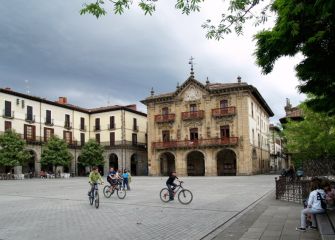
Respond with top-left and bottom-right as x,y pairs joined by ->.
122,169 -> 130,190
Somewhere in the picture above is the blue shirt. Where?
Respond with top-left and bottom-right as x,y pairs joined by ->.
122,173 -> 129,179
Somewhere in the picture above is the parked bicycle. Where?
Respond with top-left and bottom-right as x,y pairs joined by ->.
89,183 -> 102,209
160,181 -> 193,204
103,178 -> 126,199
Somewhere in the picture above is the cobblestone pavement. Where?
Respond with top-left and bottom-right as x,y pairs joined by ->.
0,175 -> 276,240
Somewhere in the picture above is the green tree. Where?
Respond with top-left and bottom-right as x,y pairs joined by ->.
282,103 -> 335,163
81,0 -> 335,115
78,139 -> 105,168
40,136 -> 72,171
0,130 -> 31,170
255,1 -> 335,115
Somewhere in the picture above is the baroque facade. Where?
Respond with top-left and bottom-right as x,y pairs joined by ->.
141,75 -> 274,176
0,88 -> 148,176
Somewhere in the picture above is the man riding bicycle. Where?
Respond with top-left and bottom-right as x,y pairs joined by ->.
88,166 -> 104,196
166,171 -> 179,201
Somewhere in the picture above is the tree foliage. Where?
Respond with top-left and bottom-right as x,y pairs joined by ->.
255,0 -> 335,115
0,130 -> 31,168
40,136 -> 72,168
78,139 -> 105,167
282,103 -> 335,164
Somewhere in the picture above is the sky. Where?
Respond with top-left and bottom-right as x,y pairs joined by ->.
0,0 -> 306,123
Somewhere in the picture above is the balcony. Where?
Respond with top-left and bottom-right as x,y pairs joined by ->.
64,122 -> 72,130
133,125 -> 139,132
79,125 -> 87,131
181,110 -> 204,121
108,123 -> 116,130
44,119 -> 54,126
2,110 -> 14,119
212,107 -> 236,118
155,114 -> 176,123
100,140 -> 147,150
25,114 -> 35,123
152,137 -> 238,150
94,125 -> 101,131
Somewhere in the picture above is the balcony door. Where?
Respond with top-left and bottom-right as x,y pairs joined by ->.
4,101 -> 11,117
190,128 -> 198,141
220,100 -> 228,109
24,124 -> 36,141
162,107 -> 169,115
220,125 -> 230,138
27,106 -> 33,121
162,130 -> 170,142
190,104 -> 197,112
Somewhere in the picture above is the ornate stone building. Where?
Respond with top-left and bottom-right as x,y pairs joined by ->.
141,74 -> 274,176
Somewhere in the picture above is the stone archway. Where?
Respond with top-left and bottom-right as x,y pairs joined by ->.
131,153 -> 137,176
109,153 -> 119,170
217,149 -> 237,176
77,155 -> 86,176
187,151 -> 205,176
160,152 -> 175,176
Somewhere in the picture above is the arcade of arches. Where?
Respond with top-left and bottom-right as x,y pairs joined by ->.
160,152 -> 175,176
187,151 -> 205,176
217,149 -> 237,176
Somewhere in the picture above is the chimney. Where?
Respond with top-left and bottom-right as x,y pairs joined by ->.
237,76 -> 242,83
58,97 -> 68,104
4,87 -> 11,91
126,104 -> 137,111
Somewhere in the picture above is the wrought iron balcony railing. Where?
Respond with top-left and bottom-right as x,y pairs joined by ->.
212,107 -> 236,118
155,114 -> 176,123
181,110 -> 204,120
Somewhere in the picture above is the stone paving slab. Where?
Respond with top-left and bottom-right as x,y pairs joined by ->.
0,176 -> 275,240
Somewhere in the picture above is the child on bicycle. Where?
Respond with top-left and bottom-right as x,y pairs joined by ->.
88,166 -> 104,196
166,171 -> 179,201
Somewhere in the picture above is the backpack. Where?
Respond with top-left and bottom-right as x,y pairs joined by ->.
317,192 -> 327,210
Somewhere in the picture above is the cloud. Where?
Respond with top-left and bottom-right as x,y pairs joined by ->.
0,0 -> 305,122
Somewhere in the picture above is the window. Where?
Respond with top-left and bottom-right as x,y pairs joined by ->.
80,117 -> 85,131
26,106 -> 33,121
109,116 -> 115,129
65,114 -> 70,128
45,110 -> 52,124
4,121 -> 12,131
4,101 -> 12,117
190,104 -> 197,112
110,132 -> 115,146
132,133 -> 137,145
220,125 -> 230,138
95,133 -> 100,143
21,100 -> 25,108
162,130 -> 170,142
44,128 -> 54,142
190,128 -> 198,141
251,102 -> 254,118
80,133 -> 85,146
24,125 -> 36,141
220,100 -> 228,109
133,118 -> 137,130
252,129 -> 255,145
162,107 -> 169,115
258,133 -> 260,147
63,131 -> 72,144
95,118 -> 100,131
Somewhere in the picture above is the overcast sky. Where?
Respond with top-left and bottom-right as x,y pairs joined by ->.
0,0 -> 305,122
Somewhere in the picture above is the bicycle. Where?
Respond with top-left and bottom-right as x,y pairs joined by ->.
89,182 -> 102,209
160,181 -> 193,205
103,178 -> 126,199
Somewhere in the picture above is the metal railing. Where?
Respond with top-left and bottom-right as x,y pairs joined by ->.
64,122 -> 72,129
108,123 -> 116,130
2,110 -> 14,119
93,125 -> 101,131
44,119 -> 54,126
212,107 -> 236,117
275,176 -> 311,204
79,125 -> 87,131
155,114 -> 176,123
181,110 -> 205,120
152,137 -> 238,150
25,114 -> 35,123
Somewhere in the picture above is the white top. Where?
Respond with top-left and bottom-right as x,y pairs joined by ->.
308,189 -> 326,210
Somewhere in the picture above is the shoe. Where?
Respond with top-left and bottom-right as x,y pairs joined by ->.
169,198 -> 174,201
308,226 -> 317,231
296,227 -> 306,232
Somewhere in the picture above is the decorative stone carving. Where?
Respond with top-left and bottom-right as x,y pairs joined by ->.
184,85 -> 202,101
183,120 -> 203,127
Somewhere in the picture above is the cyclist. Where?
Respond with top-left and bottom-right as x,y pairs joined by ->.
166,171 -> 179,201
88,166 -> 104,196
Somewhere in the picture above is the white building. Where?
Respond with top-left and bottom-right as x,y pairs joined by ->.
269,124 -> 286,171
0,87 -> 148,176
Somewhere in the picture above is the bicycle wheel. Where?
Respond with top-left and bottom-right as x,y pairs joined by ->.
178,189 -> 193,205
117,187 -> 126,199
160,188 -> 170,203
103,185 -> 112,198
95,191 -> 99,209
89,192 -> 94,205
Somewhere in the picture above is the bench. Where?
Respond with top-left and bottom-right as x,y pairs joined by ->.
316,210 -> 335,240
